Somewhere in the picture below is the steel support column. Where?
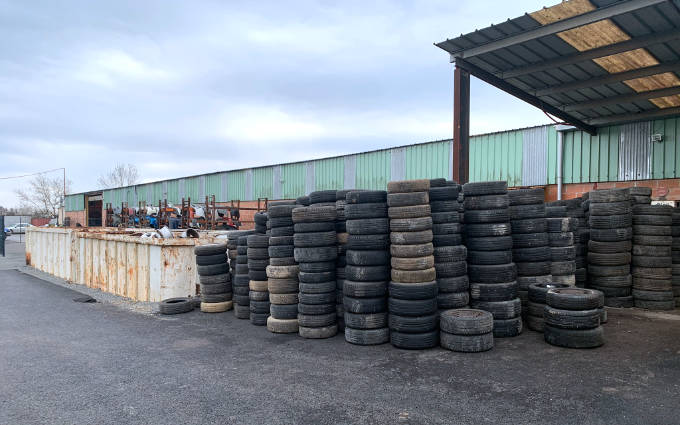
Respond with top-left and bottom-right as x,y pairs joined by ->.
453,66 -> 470,184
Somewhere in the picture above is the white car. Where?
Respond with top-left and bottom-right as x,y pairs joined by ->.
7,223 -> 32,234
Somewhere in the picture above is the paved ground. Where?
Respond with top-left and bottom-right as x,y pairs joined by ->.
2,267 -> 680,425
0,238 -> 28,270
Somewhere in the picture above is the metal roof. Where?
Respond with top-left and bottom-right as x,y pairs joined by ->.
436,0 -> 680,134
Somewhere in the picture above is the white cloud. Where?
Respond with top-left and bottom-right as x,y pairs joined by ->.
73,50 -> 172,87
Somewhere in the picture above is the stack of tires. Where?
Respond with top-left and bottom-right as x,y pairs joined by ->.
543,288 -> 604,349
547,215 -> 576,287
335,190 -> 352,331
563,198 -> 588,288
631,204 -> 674,310
629,186 -> 652,205
195,243 -> 232,313
293,205 -> 338,339
248,214 -> 271,326
508,188 -> 550,313
587,188 -> 633,308
525,282 -> 569,332
430,179 -> 468,311
343,190 -> 390,345
387,179 -> 439,349
233,235 -> 252,319
673,208 -> 680,308
440,309 -> 493,352
266,203 -> 299,333
464,181 -> 521,338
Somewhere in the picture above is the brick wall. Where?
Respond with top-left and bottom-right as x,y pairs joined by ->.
65,210 -> 86,227
545,178 -> 680,202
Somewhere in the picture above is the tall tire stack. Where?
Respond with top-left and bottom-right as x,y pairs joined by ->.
525,282 -> 570,332
195,243 -> 232,313
335,190 -> 352,332
440,309 -> 493,352
673,208 -> 680,308
248,213 -> 270,326
429,179 -> 468,312
587,188 -> 633,308
631,204 -> 674,310
562,198 -> 588,288
266,203 -> 299,333
343,190 -> 390,345
543,288 -> 604,349
508,188 -> 549,313
464,181 -> 521,338
547,215 -> 576,287
293,205 -> 338,339
233,235 -> 252,319
387,179 -> 439,349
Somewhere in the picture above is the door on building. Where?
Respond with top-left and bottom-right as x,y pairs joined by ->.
86,194 -> 103,227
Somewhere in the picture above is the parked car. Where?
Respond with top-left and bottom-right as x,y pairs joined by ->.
6,223 -> 32,234
3,227 -> 9,236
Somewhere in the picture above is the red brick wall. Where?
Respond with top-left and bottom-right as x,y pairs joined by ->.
545,179 -> 680,202
65,210 -> 86,227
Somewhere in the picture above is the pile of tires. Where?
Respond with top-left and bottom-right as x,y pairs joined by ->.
195,243 -> 232,313
543,288 -> 605,349
248,213 -> 271,326
429,179 -> 468,311
387,179 -> 439,349
266,202 -> 299,333
563,198 -> 588,288
233,235 -> 252,319
631,204 -> 674,310
673,208 -> 680,308
547,215 -> 576,287
343,190 -> 390,345
464,181 -> 521,338
508,188 -> 550,313
629,186 -> 652,206
335,189 -> 352,331
525,282 -> 569,332
587,188 -> 633,308
440,309 -> 493,352
293,205 -> 339,339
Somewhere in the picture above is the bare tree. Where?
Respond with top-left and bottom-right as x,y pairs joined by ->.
97,163 -> 139,189
14,175 -> 71,217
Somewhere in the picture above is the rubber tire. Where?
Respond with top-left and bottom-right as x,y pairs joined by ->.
544,325 -> 604,348
440,332 -> 493,352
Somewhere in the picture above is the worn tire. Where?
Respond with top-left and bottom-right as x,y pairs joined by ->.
544,325 -> 604,348
159,297 -> 194,315
390,330 -> 439,349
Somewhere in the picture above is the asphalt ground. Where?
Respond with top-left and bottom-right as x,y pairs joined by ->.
1,267 -> 680,425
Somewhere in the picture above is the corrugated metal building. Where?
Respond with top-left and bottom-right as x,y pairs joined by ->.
65,115 -> 680,215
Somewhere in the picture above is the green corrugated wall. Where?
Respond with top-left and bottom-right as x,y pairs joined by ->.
356,151 -> 391,190
405,141 -> 450,180
228,170 -> 245,201
253,167 -> 273,199
469,129 -> 523,186
315,157 -> 344,190
281,163 -> 305,198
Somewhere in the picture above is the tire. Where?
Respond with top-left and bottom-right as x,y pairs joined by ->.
516,261 -> 551,276
517,275 -> 553,290
199,273 -> 230,285
197,263 -> 229,276
463,194 -> 509,211
546,288 -> 600,310
344,203 -> 388,219
631,289 -> 673,301
343,296 -> 387,314
511,233 -> 549,249
342,281 -> 387,298
270,226 -> 294,237
589,274 -> 632,288
634,299 -> 675,310
195,253 -> 227,266
159,298 -> 194,315
344,312 -> 388,329
266,317 -> 299,333
298,281 -> 336,294
346,190 -> 387,204
299,325 -> 338,339
246,247 -> 269,260
512,247 -> 551,263
590,188 -> 629,203
591,285 -> 631,297
511,218 -> 546,234
201,282 -> 231,295
526,315 -> 545,332
270,292 -> 298,304
528,283 -> 572,303
346,234 -> 390,251
346,250 -> 390,266
604,296 -> 634,308
633,277 -> 672,291
392,256 -> 436,271
633,225 -> 671,237
430,200 -> 459,213
432,245 -> 466,262
429,186 -> 460,201
588,240 -> 632,254
633,214 -> 672,226
294,231 -> 337,247
544,306 -> 600,330
544,325 -> 604,348
468,263 -> 517,283
508,188 -> 544,205
493,317 -> 522,337
587,252 -> 631,266
390,217 -> 432,232
387,179 -> 430,193
390,330 -> 439,349
293,222 -> 335,233
464,209 -> 509,224
294,247 -> 337,263
298,261 -> 335,273
509,204 -> 546,220
292,206 -> 336,223
470,298 -> 521,319
268,245 -> 294,258
387,192 -> 429,207
551,261 -> 576,275
247,235 -> 269,248
346,218 -> 389,235
628,186 -> 652,196
346,265 -> 390,281
194,243 -> 227,256
549,232 -> 575,247
388,313 -> 438,333
465,223 -> 511,237
440,332 -> 493,352
388,204 -> 432,219
433,234 -> 463,247
297,313 -> 336,327
439,309 -> 493,334
270,303 -> 298,320
462,181 -> 507,196
438,276 -> 470,293
633,245 -> 671,256
200,301 -> 233,313
632,267 -> 671,279
545,206 -> 567,218
590,202 -> 630,216
390,230 -> 433,245
437,291 -> 469,309
391,243 -> 434,258
269,216 -> 293,228
345,327 -> 389,345
298,292 -> 336,305
633,204 -> 673,216
388,280 -> 438,300
547,218 -> 576,233
633,235 -> 672,246
391,267 -> 436,283
632,256 -> 671,268
465,236 -> 513,251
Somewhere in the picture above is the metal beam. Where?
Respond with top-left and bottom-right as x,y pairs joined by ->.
455,58 -> 597,135
448,0 -> 667,59
587,106 -> 680,126
453,66 -> 470,184
500,29 -> 680,79
563,86 -> 680,112
534,61 -> 680,97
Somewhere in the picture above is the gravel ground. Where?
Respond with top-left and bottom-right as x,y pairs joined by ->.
2,267 -> 680,425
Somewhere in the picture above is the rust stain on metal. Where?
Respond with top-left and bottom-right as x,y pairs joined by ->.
25,252 -> 31,265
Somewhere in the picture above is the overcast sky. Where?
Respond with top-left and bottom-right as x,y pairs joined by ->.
0,0 -> 552,206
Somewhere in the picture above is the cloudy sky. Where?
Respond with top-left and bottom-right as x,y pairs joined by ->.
0,0 -> 552,206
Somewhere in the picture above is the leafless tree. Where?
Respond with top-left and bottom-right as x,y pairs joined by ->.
97,163 -> 139,189
14,175 -> 71,217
